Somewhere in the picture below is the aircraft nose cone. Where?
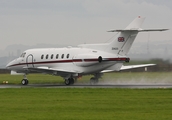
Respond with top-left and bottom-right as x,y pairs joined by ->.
6,63 -> 11,69
6,61 -> 13,70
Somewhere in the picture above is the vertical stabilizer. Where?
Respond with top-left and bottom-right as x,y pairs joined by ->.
106,16 -> 145,55
78,16 -> 168,56
125,16 -> 145,30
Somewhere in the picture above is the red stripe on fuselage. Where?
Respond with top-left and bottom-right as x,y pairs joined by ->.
8,58 -> 127,67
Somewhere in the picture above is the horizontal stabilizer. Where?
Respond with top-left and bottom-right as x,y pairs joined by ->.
107,29 -> 168,32
107,29 -> 139,32
138,29 -> 169,32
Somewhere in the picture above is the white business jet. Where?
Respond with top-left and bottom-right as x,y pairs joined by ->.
6,16 -> 168,85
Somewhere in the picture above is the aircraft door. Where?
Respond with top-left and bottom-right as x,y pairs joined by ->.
26,54 -> 34,68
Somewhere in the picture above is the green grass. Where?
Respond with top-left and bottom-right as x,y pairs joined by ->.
0,88 -> 172,120
0,73 -> 172,119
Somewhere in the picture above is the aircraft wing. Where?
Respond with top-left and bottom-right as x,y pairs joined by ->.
101,64 -> 155,73
120,64 -> 155,70
25,67 -> 79,75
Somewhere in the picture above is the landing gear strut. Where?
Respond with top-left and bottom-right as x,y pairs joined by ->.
21,74 -> 29,85
65,78 -> 74,85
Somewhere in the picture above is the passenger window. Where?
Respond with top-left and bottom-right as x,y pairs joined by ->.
51,54 -> 53,59
46,54 -> 48,59
56,54 -> 59,59
66,54 -> 69,58
41,55 -> 44,59
61,54 -> 64,59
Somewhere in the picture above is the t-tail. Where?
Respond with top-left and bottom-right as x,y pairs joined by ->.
106,16 -> 168,55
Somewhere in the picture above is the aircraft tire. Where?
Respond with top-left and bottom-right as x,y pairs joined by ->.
70,78 -> 74,85
21,79 -> 29,85
95,79 -> 99,84
90,77 -> 95,85
26,79 -> 29,85
90,77 -> 99,85
65,78 -> 71,85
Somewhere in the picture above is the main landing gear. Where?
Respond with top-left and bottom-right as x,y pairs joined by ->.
64,73 -> 102,85
21,74 -> 29,85
90,73 -> 102,85
90,77 -> 99,85
65,78 -> 75,85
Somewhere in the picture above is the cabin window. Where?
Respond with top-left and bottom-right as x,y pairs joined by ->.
56,54 -> 59,59
46,54 -> 49,59
66,54 -> 69,59
41,55 -> 44,59
61,54 -> 64,59
51,54 -> 53,59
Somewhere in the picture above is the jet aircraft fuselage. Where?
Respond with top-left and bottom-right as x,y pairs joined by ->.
6,16 -> 168,85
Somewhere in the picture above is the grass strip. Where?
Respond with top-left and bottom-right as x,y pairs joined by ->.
0,88 -> 171,120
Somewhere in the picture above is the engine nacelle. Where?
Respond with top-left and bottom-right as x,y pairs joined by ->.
73,54 -> 102,67
125,58 -> 130,63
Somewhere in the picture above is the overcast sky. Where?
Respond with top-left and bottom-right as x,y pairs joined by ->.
1,0 -> 172,50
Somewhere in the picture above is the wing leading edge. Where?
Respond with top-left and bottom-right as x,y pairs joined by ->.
24,66 -> 79,75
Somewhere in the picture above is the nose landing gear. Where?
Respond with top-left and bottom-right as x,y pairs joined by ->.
21,74 -> 29,85
21,79 -> 29,85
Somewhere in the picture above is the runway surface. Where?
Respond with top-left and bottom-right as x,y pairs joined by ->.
1,83 -> 172,88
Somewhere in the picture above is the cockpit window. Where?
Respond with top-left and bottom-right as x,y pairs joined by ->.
20,52 -> 26,58
23,53 -> 26,57
20,53 -> 23,57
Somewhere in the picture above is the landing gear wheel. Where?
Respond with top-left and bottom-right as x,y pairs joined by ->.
70,78 -> 74,85
65,78 -> 74,85
65,79 -> 70,85
90,77 -> 94,85
90,77 -> 98,85
21,79 -> 29,85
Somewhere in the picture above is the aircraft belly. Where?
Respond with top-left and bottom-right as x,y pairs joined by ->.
80,62 -> 115,74
33,62 -> 114,76
14,65 -> 26,71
